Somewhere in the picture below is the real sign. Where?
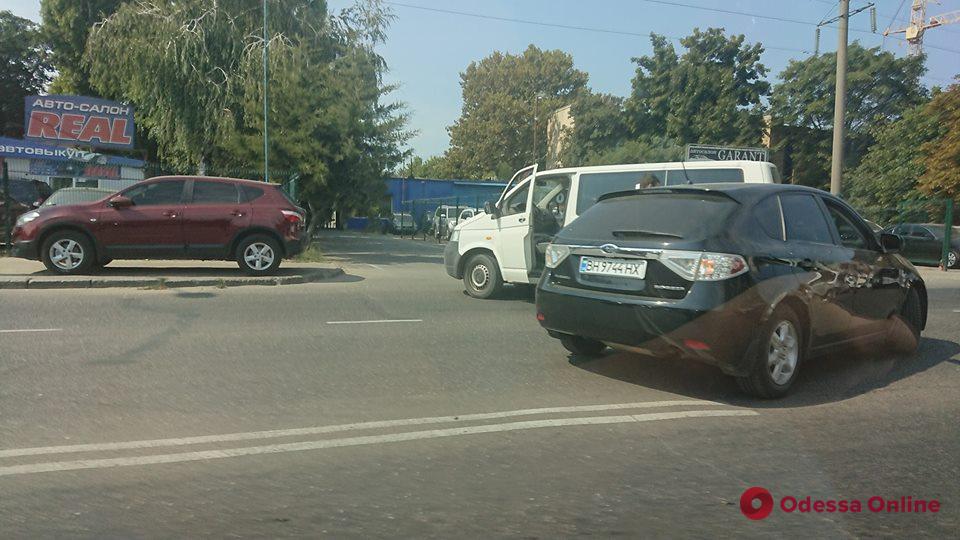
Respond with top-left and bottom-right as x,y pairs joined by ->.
686,144 -> 768,162
24,95 -> 135,150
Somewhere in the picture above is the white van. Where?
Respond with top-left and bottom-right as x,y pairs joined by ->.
444,160 -> 780,298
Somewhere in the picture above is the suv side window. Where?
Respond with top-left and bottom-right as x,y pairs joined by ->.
241,185 -> 264,202
780,193 -> 833,244
125,180 -> 186,206
193,181 -> 240,204
824,200 -> 869,250
502,181 -> 530,217
753,195 -> 784,241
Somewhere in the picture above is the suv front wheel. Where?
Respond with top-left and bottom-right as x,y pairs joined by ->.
236,235 -> 282,276
41,231 -> 95,275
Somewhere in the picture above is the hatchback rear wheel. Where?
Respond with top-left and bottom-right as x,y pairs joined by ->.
736,305 -> 804,399
41,231 -> 95,275
236,235 -> 282,276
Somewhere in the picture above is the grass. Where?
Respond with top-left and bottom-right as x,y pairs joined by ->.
294,244 -> 325,263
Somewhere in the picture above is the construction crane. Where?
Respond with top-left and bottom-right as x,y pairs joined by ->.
883,0 -> 960,55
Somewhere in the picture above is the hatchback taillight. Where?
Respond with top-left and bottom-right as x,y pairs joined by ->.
659,251 -> 748,281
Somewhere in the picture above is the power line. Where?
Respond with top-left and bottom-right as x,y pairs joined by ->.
384,1 -> 959,55
383,1 -> 812,53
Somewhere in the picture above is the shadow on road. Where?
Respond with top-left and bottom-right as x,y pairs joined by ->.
314,231 -> 444,267
568,337 -> 960,408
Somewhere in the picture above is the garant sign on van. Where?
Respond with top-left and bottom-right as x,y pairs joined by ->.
24,95 -> 135,150
686,144 -> 768,162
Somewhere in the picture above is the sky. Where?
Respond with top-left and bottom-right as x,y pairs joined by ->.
7,0 -> 960,158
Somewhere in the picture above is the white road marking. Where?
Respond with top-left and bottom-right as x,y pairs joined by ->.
0,410 -> 756,477
0,400 -> 726,458
326,319 -> 422,325
366,264 -> 384,270
0,328 -> 62,334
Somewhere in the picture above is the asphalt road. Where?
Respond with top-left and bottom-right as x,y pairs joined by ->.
1,231 -> 958,538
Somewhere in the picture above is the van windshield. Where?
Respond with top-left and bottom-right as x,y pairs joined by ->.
560,192 -> 739,243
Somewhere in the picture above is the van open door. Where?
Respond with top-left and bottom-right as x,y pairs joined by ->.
493,164 -> 537,283
497,164 -> 537,206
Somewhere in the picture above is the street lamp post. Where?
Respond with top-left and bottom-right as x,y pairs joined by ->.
262,0 -> 270,183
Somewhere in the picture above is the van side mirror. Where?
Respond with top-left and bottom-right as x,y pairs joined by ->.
880,232 -> 901,253
483,200 -> 499,218
109,195 -> 133,208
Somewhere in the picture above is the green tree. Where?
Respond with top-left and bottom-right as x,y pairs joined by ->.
86,0 -> 409,225
769,43 -> 927,187
0,11 -> 50,137
574,136 -> 683,167
918,82 -> 960,201
444,45 -> 588,179
845,100 -> 944,224
558,92 -> 630,167
401,155 -> 456,179
625,28 -> 769,148
40,0 -> 126,94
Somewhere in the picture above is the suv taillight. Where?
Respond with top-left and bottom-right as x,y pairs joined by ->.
281,210 -> 304,224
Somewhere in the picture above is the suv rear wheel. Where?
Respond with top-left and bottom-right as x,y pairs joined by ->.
41,231 -> 95,275
236,235 -> 282,276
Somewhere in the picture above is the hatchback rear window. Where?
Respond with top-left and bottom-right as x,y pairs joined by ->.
559,192 -> 739,243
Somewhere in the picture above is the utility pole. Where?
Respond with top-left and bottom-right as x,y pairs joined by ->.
830,0 -> 849,196
262,0 -> 270,183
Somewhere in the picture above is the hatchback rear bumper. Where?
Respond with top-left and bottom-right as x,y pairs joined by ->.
536,279 -> 765,376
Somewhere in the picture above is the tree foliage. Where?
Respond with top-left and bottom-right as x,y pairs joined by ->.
85,0 -> 409,219
918,83 -> 960,201
626,28 -> 769,147
40,0 -> 126,94
770,43 -> 927,187
845,100 -> 944,224
558,92 -> 630,167
443,45 -> 588,179
0,11 -> 51,138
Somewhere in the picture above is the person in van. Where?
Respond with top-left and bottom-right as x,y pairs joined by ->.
637,173 -> 661,189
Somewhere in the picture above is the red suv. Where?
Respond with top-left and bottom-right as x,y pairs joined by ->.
10,176 -> 307,276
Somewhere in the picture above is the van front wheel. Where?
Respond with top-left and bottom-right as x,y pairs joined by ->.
463,253 -> 502,299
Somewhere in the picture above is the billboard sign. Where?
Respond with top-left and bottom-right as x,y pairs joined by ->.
24,95 -> 135,150
686,144 -> 768,162
0,137 -> 144,167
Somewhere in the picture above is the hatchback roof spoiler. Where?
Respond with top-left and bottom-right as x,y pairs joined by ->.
597,186 -> 739,204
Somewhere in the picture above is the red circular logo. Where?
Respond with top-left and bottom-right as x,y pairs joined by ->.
740,487 -> 774,520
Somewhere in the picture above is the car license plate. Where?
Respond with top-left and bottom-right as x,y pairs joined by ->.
579,257 -> 647,279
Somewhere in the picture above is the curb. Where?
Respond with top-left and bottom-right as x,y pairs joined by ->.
0,268 -> 343,291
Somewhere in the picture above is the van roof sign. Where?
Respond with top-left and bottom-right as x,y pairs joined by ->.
686,144 -> 768,162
